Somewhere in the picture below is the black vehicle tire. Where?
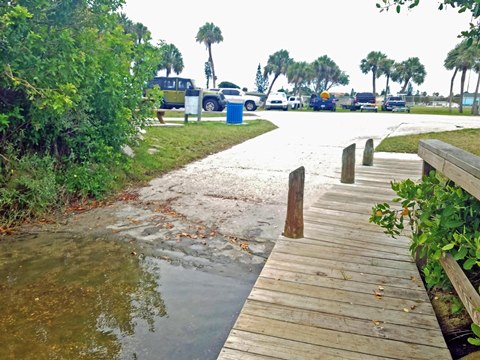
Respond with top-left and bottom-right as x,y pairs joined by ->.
203,98 -> 219,112
283,106 -> 288,111
244,101 -> 257,111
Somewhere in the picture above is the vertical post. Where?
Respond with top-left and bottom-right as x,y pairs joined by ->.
341,144 -> 356,184
362,139 -> 374,166
184,113 -> 189,123
156,110 -> 166,124
197,89 -> 203,122
283,166 -> 305,239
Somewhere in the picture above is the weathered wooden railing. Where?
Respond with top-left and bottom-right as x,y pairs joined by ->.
418,139 -> 480,325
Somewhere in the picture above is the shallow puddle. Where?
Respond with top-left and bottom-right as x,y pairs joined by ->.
0,233 -> 253,359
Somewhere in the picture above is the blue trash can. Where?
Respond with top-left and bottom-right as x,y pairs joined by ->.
226,100 -> 244,124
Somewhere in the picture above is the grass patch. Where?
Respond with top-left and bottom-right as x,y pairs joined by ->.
376,128 -> 480,155
409,106 -> 472,116
123,120 -> 277,184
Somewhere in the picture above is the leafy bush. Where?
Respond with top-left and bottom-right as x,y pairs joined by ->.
0,1 -> 163,225
370,171 -> 480,289
0,151 -> 58,226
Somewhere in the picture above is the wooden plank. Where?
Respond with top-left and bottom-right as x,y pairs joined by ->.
242,300 -> 445,346
259,267 -> 429,302
282,234 -> 412,261
269,251 -> 419,280
420,139 -> 480,180
218,348 -> 278,360
223,330 -> 385,360
253,277 -> 435,315
264,258 -> 425,291
234,314 -> 450,359
440,252 -> 480,326
274,240 -> 415,270
303,224 -> 411,250
219,156 -> 451,359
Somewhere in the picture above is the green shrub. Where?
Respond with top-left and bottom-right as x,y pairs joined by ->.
370,171 -> 480,289
0,151 -> 58,226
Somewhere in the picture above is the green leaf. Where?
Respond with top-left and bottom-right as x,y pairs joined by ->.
442,243 -> 455,251
464,258 -> 477,270
472,324 -> 480,338
468,337 -> 480,346
454,247 -> 468,261
396,4 -> 401,13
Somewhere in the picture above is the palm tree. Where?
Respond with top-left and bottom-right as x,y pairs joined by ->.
158,43 -> 184,77
263,49 -> 292,98
195,22 -> 223,88
377,57 -> 395,101
133,22 -> 150,45
287,61 -> 311,96
310,55 -> 348,93
454,42 -> 480,113
391,57 -> 426,94
360,51 -> 387,97
444,43 -> 462,112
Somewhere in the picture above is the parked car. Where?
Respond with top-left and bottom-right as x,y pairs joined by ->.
217,88 -> 263,111
350,92 -> 376,111
309,92 -> 336,111
147,76 -> 226,112
288,96 -> 303,109
382,96 -> 408,112
265,92 -> 289,111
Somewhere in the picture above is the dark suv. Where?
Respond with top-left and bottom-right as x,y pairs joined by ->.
350,92 -> 376,111
148,77 -> 226,112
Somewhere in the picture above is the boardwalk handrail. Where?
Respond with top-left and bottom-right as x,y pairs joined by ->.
418,139 -> 480,325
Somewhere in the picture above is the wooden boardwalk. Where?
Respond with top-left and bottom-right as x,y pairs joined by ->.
218,157 -> 452,360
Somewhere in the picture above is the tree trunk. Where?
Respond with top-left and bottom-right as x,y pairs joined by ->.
266,74 -> 279,99
372,70 -> 376,98
473,71 -> 480,115
460,67 -> 467,114
400,78 -> 410,94
384,75 -> 390,102
448,68 -> 458,113
207,45 -> 216,88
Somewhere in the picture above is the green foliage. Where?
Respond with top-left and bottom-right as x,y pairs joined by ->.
0,150 -> 58,226
378,0 -> 480,42
370,171 -> 480,289
0,0 -> 163,225
218,81 -> 239,89
255,63 -> 269,93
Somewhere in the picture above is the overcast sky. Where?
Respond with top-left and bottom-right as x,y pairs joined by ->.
123,1 -> 473,96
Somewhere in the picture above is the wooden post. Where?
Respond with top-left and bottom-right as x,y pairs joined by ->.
362,139 -> 374,166
341,144 -> 355,184
440,253 -> 480,326
283,166 -> 305,239
156,110 -> 166,124
184,113 -> 189,123
197,89 -> 203,122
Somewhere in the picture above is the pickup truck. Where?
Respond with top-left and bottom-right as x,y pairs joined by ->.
381,96 -> 409,112
350,92 -> 377,111
309,92 -> 336,111
217,88 -> 263,111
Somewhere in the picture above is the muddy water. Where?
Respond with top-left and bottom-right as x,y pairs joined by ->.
0,233 -> 253,359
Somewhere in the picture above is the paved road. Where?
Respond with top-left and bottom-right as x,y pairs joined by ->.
138,111 -> 480,264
